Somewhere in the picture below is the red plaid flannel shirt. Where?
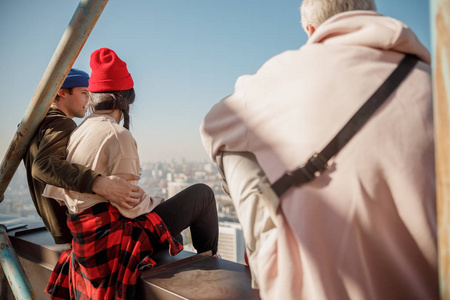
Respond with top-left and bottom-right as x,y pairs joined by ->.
45,202 -> 183,300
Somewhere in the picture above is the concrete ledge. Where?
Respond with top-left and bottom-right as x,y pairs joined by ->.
0,214 -> 260,299
141,251 -> 260,299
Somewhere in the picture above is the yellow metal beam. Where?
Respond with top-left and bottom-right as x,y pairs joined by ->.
431,0 -> 450,299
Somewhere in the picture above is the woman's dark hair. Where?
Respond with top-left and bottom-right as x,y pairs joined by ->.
89,88 -> 135,130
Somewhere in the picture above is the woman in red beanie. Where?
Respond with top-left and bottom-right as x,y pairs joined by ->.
44,48 -> 219,300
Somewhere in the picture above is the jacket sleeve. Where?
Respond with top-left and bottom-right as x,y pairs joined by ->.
200,75 -> 251,162
32,117 -> 100,193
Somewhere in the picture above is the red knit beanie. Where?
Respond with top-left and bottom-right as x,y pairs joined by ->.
88,48 -> 134,92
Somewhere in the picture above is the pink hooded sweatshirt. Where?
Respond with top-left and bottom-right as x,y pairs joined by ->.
201,11 -> 438,300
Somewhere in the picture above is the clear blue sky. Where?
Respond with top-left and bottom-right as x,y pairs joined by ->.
0,0 -> 431,163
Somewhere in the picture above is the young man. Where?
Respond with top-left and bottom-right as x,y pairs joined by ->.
201,0 -> 438,299
24,68 -> 141,244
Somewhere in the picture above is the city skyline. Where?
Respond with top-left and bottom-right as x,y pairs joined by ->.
2,159 -> 236,219
0,0 -> 431,162
1,158 -> 246,263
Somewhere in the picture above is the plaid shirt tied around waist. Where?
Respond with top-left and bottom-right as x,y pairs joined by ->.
45,202 -> 183,300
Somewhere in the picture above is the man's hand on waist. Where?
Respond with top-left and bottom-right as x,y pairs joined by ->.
92,174 -> 141,210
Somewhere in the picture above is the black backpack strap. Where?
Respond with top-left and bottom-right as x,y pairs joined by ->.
271,54 -> 419,198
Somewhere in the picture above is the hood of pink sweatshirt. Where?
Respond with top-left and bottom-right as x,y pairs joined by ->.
308,10 -> 430,64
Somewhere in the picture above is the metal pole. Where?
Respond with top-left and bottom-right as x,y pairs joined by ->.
0,225 -> 36,300
431,0 -> 450,299
0,0 -> 109,199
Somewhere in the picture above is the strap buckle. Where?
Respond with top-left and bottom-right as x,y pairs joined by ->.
271,152 -> 328,197
287,152 -> 328,185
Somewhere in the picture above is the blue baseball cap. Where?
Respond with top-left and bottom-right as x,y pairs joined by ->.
61,68 -> 90,89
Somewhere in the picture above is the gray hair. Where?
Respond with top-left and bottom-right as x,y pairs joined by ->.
300,0 -> 376,32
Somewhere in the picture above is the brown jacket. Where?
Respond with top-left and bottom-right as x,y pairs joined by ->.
24,108 -> 99,243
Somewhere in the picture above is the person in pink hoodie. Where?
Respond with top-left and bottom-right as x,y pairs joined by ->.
200,0 -> 438,299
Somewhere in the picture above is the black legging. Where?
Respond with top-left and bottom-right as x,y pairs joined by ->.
153,183 -> 219,255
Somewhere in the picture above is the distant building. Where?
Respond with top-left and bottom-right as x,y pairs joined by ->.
204,163 -> 214,173
217,222 -> 245,264
166,172 -> 173,182
167,181 -> 190,198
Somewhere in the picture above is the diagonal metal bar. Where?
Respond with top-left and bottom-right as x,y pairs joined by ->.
0,0 -> 109,199
0,1 -> 109,299
0,225 -> 36,299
